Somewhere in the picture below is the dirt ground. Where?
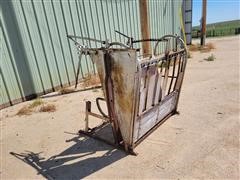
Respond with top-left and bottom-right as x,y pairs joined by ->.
1,36 -> 239,179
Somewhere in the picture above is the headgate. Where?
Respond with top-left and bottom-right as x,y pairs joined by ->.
68,34 -> 187,154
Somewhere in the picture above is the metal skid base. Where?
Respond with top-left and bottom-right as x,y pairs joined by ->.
78,100 -> 137,156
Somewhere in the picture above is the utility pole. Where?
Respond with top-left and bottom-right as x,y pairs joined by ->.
201,0 -> 207,46
139,0 -> 151,56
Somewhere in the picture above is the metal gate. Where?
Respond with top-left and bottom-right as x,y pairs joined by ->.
69,34 -> 187,154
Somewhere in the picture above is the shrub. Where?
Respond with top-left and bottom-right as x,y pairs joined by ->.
39,104 -> 56,112
16,106 -> 32,116
29,98 -> 44,109
58,87 -> 75,95
204,54 -> 216,61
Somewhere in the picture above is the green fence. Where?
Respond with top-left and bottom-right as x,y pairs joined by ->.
0,0 -> 183,109
192,20 -> 240,38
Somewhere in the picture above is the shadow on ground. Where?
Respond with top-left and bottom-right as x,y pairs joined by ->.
10,134 -> 126,179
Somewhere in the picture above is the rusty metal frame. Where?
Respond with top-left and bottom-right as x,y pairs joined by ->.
69,34 -> 187,155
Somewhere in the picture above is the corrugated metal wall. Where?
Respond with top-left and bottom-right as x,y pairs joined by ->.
0,0 -> 183,109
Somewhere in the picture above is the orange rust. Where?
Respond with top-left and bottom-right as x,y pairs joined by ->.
112,62 -> 134,114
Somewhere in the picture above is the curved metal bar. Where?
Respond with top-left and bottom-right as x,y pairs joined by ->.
106,42 -> 130,49
153,35 -> 188,56
160,34 -> 187,52
129,35 -> 187,56
96,97 -> 109,118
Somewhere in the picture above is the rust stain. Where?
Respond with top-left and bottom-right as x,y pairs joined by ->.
97,68 -> 104,85
112,62 -> 134,114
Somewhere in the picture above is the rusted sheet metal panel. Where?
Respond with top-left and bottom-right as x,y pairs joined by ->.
111,50 -> 138,145
92,49 -> 138,145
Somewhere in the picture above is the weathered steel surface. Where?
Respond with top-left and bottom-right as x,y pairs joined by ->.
78,34 -> 187,153
92,49 -> 138,145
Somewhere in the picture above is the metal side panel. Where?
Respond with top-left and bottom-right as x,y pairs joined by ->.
110,50 -> 138,145
91,50 -> 106,96
133,91 -> 178,143
156,91 -> 178,123
135,106 -> 158,141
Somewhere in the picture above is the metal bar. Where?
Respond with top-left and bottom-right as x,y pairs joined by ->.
88,112 -> 109,121
85,101 -> 91,131
151,65 -> 159,106
143,66 -> 150,112
161,54 -> 170,98
67,35 -> 105,44
168,55 -> 177,94
78,129 -> 137,155
75,53 -> 83,88
174,53 -> 187,111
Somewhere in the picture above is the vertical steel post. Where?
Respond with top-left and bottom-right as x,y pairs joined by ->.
85,101 -> 91,131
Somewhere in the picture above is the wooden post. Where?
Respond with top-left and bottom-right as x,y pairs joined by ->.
139,0 -> 151,55
201,0 -> 207,46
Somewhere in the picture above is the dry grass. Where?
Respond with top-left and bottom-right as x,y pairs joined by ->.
188,43 -> 215,53
187,52 -> 192,58
200,43 -> 215,53
29,98 -> 44,108
39,104 -> 56,112
204,54 -> 216,61
16,98 -> 56,116
82,74 -> 101,87
16,106 -> 32,116
188,44 -> 200,51
58,87 -> 75,95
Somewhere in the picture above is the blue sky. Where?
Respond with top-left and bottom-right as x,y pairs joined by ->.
192,0 -> 240,26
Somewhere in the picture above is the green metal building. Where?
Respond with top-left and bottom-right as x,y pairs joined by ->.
0,0 -> 192,109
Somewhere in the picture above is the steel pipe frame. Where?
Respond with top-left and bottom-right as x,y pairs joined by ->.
69,34 -> 187,155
